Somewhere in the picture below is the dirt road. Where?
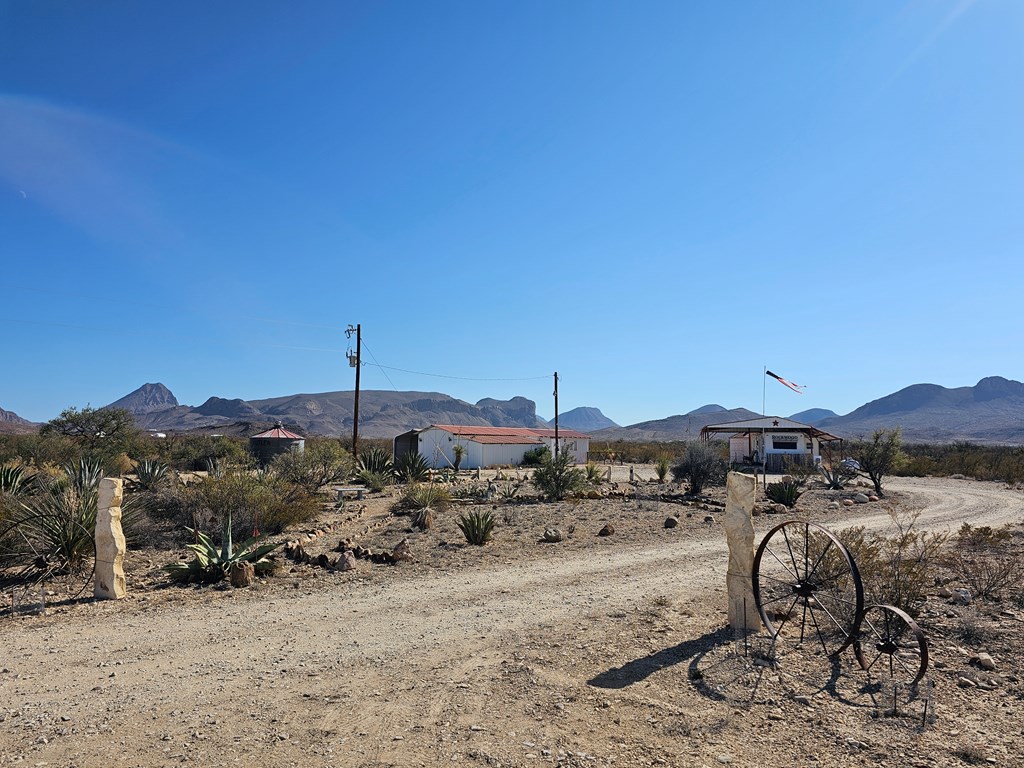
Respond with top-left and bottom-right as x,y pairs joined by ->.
2,477 -> 1022,767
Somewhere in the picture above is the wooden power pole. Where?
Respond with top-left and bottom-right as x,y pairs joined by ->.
553,371 -> 559,458
346,324 -> 361,458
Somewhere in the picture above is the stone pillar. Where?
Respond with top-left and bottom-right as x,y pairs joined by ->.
724,471 -> 760,632
94,478 -> 127,600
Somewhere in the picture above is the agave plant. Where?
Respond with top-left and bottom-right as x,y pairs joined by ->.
457,510 -> 495,546
131,459 -> 169,492
359,447 -> 394,475
394,452 -> 431,483
163,513 -> 280,584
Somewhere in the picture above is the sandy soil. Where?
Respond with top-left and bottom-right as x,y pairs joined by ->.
2,475 -> 1023,767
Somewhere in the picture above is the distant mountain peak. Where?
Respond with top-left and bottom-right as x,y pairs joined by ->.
687,404 -> 727,415
554,406 -> 619,432
107,383 -> 179,415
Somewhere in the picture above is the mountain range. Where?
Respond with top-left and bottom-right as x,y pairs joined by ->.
1,377 -> 1021,444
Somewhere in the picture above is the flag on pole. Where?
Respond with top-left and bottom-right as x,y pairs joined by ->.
766,370 -> 805,394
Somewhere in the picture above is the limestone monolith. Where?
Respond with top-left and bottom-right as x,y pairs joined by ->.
94,477 -> 127,599
724,471 -> 760,631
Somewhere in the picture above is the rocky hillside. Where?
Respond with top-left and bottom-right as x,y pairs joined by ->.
591,406 -> 761,442
549,407 -> 619,432
818,376 -> 1024,444
788,408 -> 838,426
0,406 -> 37,435
106,384 -> 549,438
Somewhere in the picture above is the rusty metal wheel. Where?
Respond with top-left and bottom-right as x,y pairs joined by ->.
752,520 -> 864,659
854,604 -> 929,685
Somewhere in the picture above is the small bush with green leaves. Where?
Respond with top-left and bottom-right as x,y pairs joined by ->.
654,456 -> 670,483
356,469 -> 392,492
765,479 -> 803,508
394,452 -> 431,483
584,462 -> 604,485
670,442 -> 727,495
836,511 -> 947,616
457,509 -> 495,545
272,439 -> 353,493
531,450 -> 587,501
521,445 -> 551,467
163,513 -> 280,584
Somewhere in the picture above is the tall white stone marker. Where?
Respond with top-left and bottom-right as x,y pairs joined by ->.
95,477 -> 127,599
724,471 -> 760,632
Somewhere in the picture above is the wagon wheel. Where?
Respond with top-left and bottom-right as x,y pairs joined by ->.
854,604 -> 929,685
752,520 -> 864,659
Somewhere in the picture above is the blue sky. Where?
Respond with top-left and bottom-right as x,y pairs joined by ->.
2,1 -> 1022,426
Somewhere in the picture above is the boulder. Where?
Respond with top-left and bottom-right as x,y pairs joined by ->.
229,561 -> 256,588
338,550 -> 357,571
853,493 -> 870,504
392,539 -> 414,562
842,499 -> 855,507
664,517 -> 678,529
598,523 -> 615,537
975,652 -> 996,671
541,528 -> 565,543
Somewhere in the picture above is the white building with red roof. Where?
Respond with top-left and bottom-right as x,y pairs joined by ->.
394,424 -> 591,469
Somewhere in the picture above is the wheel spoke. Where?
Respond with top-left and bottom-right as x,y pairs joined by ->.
763,548 -> 799,582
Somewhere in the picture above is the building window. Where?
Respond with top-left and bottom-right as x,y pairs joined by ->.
772,440 -> 798,450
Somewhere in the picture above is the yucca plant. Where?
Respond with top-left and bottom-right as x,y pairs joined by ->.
765,479 -> 803,508
394,452 -> 431,483
452,444 -> 467,472
359,447 -> 394,475
393,483 -> 452,513
0,465 -> 34,497
584,462 -> 604,485
17,485 -> 97,571
131,459 -> 169,492
163,513 -> 280,584
654,455 -> 670,483
457,510 -> 495,546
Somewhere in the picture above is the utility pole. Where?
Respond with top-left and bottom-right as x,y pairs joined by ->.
346,324 -> 361,458
553,371 -> 559,459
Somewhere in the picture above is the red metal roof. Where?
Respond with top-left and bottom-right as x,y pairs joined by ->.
251,426 -> 305,440
431,425 -> 591,441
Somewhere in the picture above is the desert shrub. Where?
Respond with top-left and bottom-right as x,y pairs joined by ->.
271,439 -> 353,493
589,440 -> 692,465
452,443 -> 467,472
531,450 -> 587,500
156,470 -> 319,543
0,433 -> 80,470
457,510 -> 495,545
392,483 -> 452,514
835,510 -> 947,616
0,465 -> 35,497
521,445 -> 551,467
394,452 -> 431,483
670,442 -> 727,494
359,447 -> 394,475
850,428 -> 905,497
355,469 -> 392,492
896,442 -> 1024,483
654,455 -> 670,483
942,523 -> 1024,601
765,479 -> 803,508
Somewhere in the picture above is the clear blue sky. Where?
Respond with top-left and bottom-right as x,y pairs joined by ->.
2,1 -> 1022,426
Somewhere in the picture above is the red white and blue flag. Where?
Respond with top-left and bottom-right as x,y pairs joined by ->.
766,370 -> 805,394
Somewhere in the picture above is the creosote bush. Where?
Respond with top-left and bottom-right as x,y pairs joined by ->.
670,442 -> 727,495
942,523 -> 1023,602
271,439 -> 353,493
836,510 -> 946,616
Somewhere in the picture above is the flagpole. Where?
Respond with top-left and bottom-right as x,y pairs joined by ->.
762,365 -> 767,417
761,365 -> 767,488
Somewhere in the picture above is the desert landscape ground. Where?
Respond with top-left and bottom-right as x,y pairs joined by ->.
2,470 -> 1022,768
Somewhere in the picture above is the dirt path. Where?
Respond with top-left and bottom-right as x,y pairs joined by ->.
2,478 -> 1022,767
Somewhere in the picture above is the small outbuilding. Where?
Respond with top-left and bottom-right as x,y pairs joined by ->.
249,422 -> 305,467
394,424 -> 591,469
700,416 -> 842,473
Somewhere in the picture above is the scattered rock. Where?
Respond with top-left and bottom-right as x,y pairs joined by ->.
598,523 -> 615,537
392,539 -> 414,563
827,501 -> 841,510
703,515 -> 716,524
868,495 -> 879,502
338,550 -> 356,571
842,499 -> 855,507
853,493 -> 869,504
771,503 -> 787,514
664,517 -> 678,529
541,528 -> 565,543
975,652 -> 996,671
315,553 -> 340,570
937,586 -> 954,598
952,588 -> 973,606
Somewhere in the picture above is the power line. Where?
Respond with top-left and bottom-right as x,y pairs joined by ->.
359,339 -> 398,392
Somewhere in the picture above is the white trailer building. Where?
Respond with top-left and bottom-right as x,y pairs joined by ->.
699,416 -> 843,473
393,424 -> 591,469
